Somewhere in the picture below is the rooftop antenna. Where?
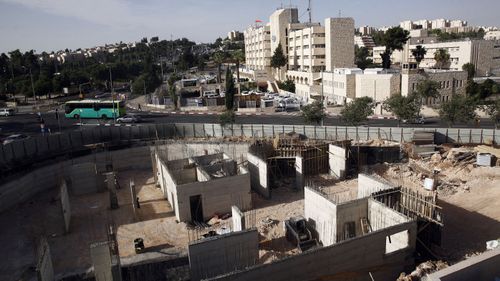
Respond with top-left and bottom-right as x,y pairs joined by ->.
307,0 -> 312,23
339,10 -> 342,18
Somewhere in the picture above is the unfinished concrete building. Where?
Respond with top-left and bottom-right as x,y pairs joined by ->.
247,134 -> 330,198
154,152 -> 252,222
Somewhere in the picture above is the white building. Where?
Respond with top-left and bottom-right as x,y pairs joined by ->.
373,39 -> 500,77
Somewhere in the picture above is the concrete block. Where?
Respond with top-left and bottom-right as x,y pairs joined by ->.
232,206 -> 245,231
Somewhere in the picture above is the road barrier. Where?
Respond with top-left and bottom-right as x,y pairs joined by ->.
1,123 -> 498,176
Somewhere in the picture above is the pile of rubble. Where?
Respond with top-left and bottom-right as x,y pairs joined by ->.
373,144 -> 500,197
397,260 -> 448,281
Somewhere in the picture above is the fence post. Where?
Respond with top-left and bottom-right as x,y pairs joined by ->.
314,126 -> 317,139
446,129 -> 449,143
400,128 -> 403,143
480,129 -> 483,144
232,124 -> 234,136
272,125 -> 275,137
324,127 -> 327,140
193,123 -> 196,138
212,124 -> 215,137
469,129 -> 472,143
389,128 -> 392,140
262,124 -> 265,138
251,124 -> 254,137
367,127 -> 370,141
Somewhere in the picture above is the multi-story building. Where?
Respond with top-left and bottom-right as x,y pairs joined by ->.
355,35 -> 376,50
399,19 -> 467,31
373,39 -> 500,77
227,30 -> 244,41
401,68 -> 468,105
243,7 -> 355,99
358,25 -> 375,36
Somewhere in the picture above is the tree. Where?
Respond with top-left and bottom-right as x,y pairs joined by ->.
212,51 -> 226,84
169,83 -> 178,109
355,46 -> 373,70
224,68 -> 236,110
270,43 -> 287,78
411,45 -> 427,68
341,97 -> 375,126
415,79 -> 440,111
231,49 -> 245,84
219,109 -> 236,128
484,100 -> 500,129
301,100 -> 326,125
277,79 -> 295,93
434,48 -> 450,69
379,27 -> 410,69
439,95 -> 478,127
462,63 -> 476,80
383,93 -> 421,125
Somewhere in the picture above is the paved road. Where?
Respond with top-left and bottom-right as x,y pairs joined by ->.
0,110 -> 496,137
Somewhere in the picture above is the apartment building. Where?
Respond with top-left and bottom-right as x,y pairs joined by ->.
244,24 -> 272,72
400,19 -> 467,31
373,39 -> 500,77
322,68 -> 361,105
288,24 -> 326,73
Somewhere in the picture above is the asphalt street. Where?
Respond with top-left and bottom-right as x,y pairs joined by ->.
0,109 -> 496,138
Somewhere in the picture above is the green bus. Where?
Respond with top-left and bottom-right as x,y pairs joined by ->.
64,100 -> 126,119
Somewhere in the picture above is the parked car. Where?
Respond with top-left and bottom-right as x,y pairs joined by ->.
116,114 -> 141,123
0,108 -> 15,117
402,116 -> 426,124
2,134 -> 29,145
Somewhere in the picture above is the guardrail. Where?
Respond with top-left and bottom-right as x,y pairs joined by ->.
1,123 -> 498,176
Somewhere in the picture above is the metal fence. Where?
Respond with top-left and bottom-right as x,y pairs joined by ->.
1,123 -> 499,175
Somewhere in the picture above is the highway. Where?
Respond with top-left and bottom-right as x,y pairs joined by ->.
0,109 -> 496,137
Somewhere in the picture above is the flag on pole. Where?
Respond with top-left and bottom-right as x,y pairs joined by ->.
255,20 -> 263,23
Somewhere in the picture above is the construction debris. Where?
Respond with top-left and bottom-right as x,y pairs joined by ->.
397,260 -> 448,281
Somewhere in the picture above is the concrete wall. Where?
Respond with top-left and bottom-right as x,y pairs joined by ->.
304,187 -> 337,246
60,180 -> 71,233
427,247 -> 500,281
189,229 -> 259,281
175,173 -> 251,222
0,145 -> 154,214
329,144 -> 347,179
232,206 -> 245,232
36,238 -> 54,281
69,163 -> 103,196
90,241 -> 113,281
357,173 -> 395,199
335,198 -> 369,242
247,152 -> 270,198
210,221 -> 417,281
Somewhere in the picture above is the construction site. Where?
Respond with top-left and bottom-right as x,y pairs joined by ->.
1,125 -> 500,281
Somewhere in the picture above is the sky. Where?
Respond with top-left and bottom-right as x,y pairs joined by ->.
0,0 -> 499,54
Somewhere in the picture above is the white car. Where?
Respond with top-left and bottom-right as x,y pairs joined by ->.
0,108 -> 15,117
116,114 -> 141,123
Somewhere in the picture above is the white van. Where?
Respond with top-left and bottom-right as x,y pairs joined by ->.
0,108 -> 15,117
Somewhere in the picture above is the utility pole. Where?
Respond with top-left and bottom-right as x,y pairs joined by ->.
109,67 -> 116,123
320,71 -> 324,126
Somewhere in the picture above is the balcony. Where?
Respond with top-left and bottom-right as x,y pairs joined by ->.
312,37 -> 325,45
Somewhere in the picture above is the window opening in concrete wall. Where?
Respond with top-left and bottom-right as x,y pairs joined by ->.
190,195 -> 203,223
343,221 -> 356,240
385,230 -> 409,254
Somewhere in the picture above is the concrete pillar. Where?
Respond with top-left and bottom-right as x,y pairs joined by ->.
104,172 -> 119,209
232,206 -> 245,232
60,180 -> 71,233
36,237 -> 54,281
295,156 -> 304,190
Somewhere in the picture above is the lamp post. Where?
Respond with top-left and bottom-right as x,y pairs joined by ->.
109,67 -> 116,124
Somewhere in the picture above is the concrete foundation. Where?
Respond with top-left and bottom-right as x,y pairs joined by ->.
247,152 -> 270,198
188,229 -> 259,281
329,144 -> 348,179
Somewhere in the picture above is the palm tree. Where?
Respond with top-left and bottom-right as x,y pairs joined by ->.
411,45 -> 427,68
231,50 -> 245,84
434,48 -> 450,69
212,51 -> 227,84
231,50 -> 245,94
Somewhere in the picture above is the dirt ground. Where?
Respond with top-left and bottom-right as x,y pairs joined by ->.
370,146 -> 500,263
